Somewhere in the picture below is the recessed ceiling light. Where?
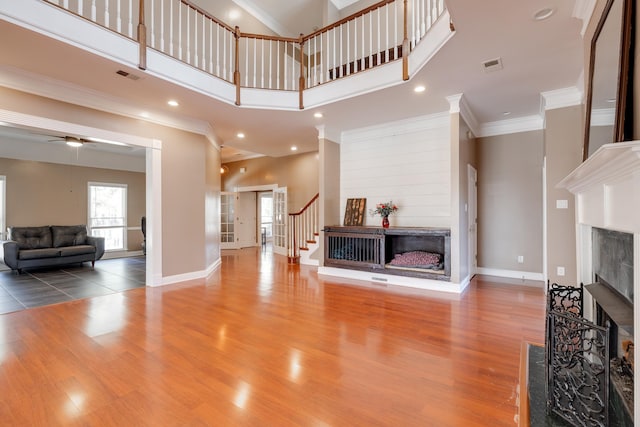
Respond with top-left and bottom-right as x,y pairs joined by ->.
314,112 -> 323,118
167,100 -> 179,107
237,132 -> 245,139
606,98 -> 616,103
533,8 -> 555,21
502,111 -> 511,116
414,85 -> 426,93
291,146 -> 298,151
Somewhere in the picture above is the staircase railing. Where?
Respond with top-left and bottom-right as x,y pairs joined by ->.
42,0 -> 448,106
288,193 -> 319,264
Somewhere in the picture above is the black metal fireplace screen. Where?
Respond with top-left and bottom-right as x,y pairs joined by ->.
546,282 -> 610,427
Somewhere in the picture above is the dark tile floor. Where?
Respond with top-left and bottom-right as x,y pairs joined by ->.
0,257 -> 146,314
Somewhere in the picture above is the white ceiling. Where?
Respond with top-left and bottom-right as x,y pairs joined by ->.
0,0 -> 588,163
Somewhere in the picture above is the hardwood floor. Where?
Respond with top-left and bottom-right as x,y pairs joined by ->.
0,247 -> 546,426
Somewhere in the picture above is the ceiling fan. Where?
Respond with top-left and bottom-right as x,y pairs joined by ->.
47,135 -> 127,148
47,135 -> 95,148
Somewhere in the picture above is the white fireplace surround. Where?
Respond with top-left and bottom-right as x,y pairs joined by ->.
559,140 -> 640,420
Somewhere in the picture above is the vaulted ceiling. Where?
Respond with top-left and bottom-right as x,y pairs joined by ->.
0,0 -> 589,162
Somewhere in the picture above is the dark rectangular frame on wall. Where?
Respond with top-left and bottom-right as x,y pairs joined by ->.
583,0 -> 635,161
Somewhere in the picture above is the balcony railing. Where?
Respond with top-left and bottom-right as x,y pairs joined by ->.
42,0 -> 448,106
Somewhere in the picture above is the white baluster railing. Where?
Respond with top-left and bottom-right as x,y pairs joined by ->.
288,194 -> 319,264
303,0 -> 403,86
41,0 -> 447,92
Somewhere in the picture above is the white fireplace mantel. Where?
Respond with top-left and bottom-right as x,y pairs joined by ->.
558,140 -> 640,420
558,141 -> 640,233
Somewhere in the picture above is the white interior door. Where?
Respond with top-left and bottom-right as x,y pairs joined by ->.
468,165 -> 478,275
273,187 -> 287,256
237,192 -> 257,248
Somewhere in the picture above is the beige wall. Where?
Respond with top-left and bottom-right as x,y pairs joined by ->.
222,151 -> 319,212
544,105 -> 583,286
0,87 -> 220,279
477,130 -> 544,273
0,157 -> 145,251
160,128 -> 208,276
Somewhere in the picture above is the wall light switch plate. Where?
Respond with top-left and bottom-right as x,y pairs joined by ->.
517,255 -> 524,263
556,199 -> 568,209
557,266 -> 565,276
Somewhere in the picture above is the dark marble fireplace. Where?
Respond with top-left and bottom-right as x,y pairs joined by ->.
586,227 -> 634,424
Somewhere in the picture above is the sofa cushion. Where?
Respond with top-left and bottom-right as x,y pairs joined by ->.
59,245 -> 96,257
18,248 -> 61,260
8,226 -> 53,250
52,225 -> 88,248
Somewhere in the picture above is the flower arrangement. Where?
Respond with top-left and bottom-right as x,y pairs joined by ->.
370,201 -> 398,217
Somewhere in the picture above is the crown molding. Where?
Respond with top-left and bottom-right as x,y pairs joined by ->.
478,115 -> 544,138
0,64 -> 213,138
232,0 -> 289,36
540,86 -> 583,111
341,111 -> 450,143
572,0 -> 597,37
330,0 -> 359,10
591,108 -> 615,127
446,93 -> 480,137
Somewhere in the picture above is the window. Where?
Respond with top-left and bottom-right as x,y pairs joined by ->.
0,176 -> 5,240
88,182 -> 127,251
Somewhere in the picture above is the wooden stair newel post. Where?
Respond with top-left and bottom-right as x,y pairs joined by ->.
298,34 -> 305,110
234,26 -> 241,106
402,0 -> 409,81
137,0 -> 147,70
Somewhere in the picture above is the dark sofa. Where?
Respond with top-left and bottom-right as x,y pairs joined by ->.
3,225 -> 105,273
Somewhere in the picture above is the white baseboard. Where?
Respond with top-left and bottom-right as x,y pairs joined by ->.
476,267 -> 544,283
159,257 -> 222,287
102,250 -> 143,259
318,266 -> 468,294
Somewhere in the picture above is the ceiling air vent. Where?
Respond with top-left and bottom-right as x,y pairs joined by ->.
116,69 -> 141,81
482,57 -> 503,73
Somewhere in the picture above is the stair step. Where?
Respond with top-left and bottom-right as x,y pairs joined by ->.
306,240 -> 317,244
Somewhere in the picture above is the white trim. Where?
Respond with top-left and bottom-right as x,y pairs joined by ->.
329,0 -> 359,10
161,257 -> 222,286
572,0 -> 597,37
591,108 -> 615,127
102,250 -> 144,259
0,176 -> 5,240
476,267 -> 545,283
0,109 -> 163,287
341,111 -> 450,143
450,93 -> 481,137
146,142 -> 163,287
0,108 -> 156,148
232,0 -> 289,37
318,266 -> 470,294
542,156 -> 548,284
447,94 -> 462,113
540,87 -> 583,111
0,64 -> 213,137
235,184 -> 278,192
205,257 -> 223,278
478,115 -> 544,138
